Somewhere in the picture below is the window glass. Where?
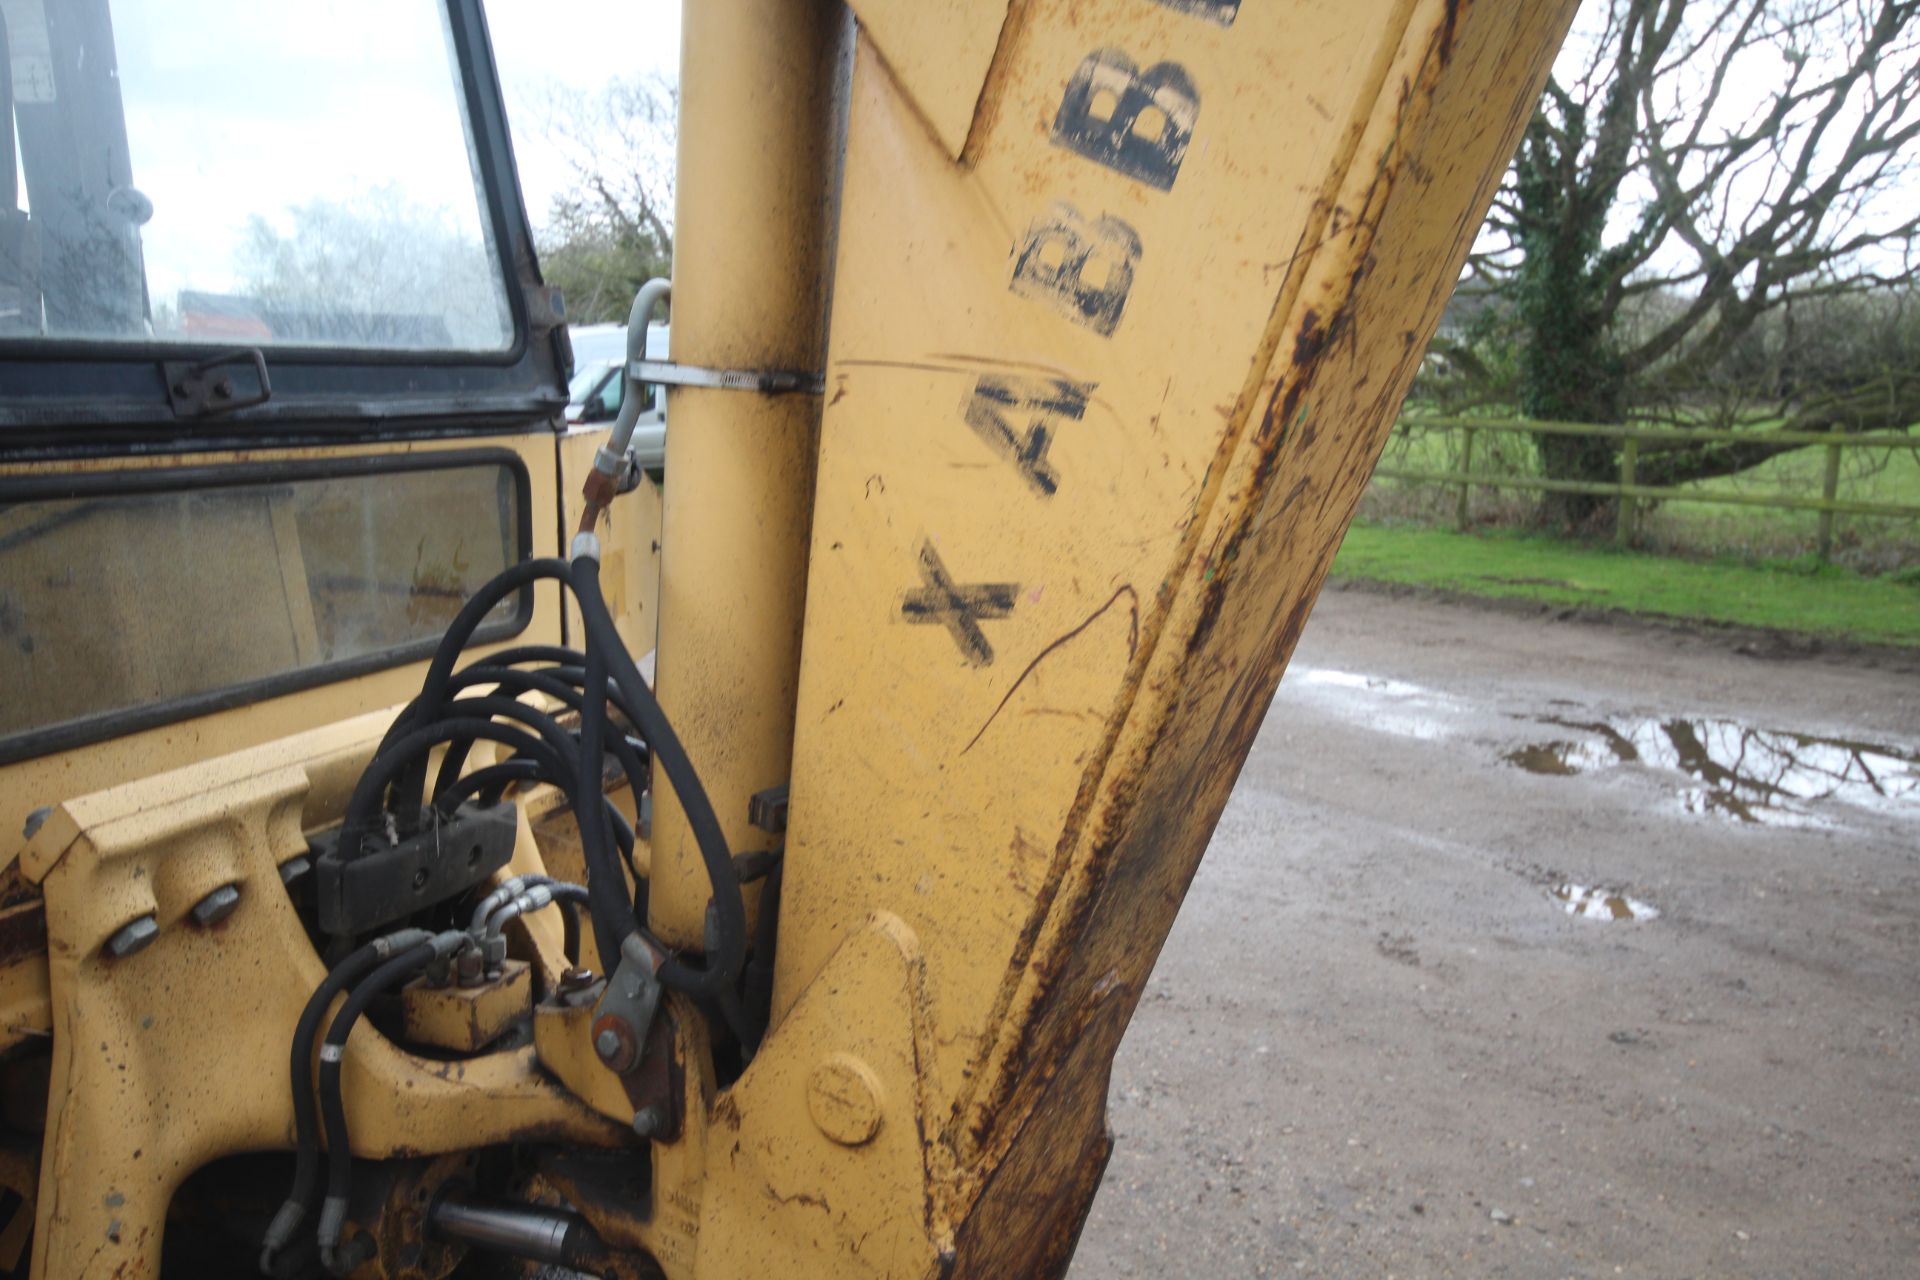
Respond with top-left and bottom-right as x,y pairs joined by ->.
0,0 -> 514,350
595,369 -> 624,417
0,459 -> 525,753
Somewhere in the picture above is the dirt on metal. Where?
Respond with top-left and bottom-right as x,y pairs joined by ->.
1072,584 -> 1919,1278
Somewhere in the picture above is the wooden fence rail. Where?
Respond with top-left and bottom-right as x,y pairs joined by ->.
1373,415 -> 1920,559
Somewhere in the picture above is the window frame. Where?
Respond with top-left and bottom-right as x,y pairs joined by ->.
0,0 -> 571,446
0,447 -> 535,766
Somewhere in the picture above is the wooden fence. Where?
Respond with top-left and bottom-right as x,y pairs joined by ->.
1372,414 -> 1920,559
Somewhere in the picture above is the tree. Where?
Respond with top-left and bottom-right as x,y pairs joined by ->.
236,185 -> 511,349
533,76 -> 676,325
1456,0 -> 1920,528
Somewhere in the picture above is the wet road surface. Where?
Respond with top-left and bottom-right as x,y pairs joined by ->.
1070,586 -> 1919,1278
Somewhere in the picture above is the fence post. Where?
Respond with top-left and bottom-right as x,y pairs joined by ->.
1817,431 -> 1842,562
1455,425 -> 1476,532
1616,433 -> 1638,548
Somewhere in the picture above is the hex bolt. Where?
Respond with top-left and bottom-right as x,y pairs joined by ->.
190,884 -> 241,927
631,1105 -> 668,1138
556,969 -> 602,1009
105,915 -> 159,959
594,1029 -> 623,1062
454,947 -> 486,988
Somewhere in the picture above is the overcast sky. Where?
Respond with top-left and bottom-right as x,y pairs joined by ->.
6,0 -> 680,314
483,0 -> 681,227
10,0 -> 1903,330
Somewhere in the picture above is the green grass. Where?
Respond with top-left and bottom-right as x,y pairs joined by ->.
1331,521 -> 1920,647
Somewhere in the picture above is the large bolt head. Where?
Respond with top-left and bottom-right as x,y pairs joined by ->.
631,1104 -> 669,1138
590,1014 -> 642,1073
190,884 -> 241,927
807,1053 -> 884,1147
105,915 -> 159,959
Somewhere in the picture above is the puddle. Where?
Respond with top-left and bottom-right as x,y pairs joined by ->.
1552,883 -> 1658,922
1283,664 -> 1918,827
1508,716 -> 1919,825
1287,667 -> 1460,742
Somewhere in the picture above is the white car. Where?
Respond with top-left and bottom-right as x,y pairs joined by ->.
565,322 -> 670,473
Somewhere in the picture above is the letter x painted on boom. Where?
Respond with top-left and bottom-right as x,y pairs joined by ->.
900,541 -> 1018,667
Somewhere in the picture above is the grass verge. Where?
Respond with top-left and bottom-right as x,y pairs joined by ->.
1331,522 -> 1920,648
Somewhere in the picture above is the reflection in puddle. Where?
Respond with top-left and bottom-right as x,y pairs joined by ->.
1288,667 -> 1459,742
1508,716 -> 1918,825
1553,883 -> 1658,922
1503,743 -> 1580,776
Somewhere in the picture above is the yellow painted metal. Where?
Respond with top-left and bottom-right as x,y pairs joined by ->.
18,713 -> 625,1279
646,0 -> 833,949
0,0 -> 1577,1271
745,0 -> 1570,1270
692,914 -> 943,1276
0,435 -> 567,861
401,960 -> 533,1053
532,997 -> 637,1124
850,0 -> 1010,158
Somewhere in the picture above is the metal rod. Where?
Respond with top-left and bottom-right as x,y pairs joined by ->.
428,1195 -> 602,1267
647,0 -> 833,952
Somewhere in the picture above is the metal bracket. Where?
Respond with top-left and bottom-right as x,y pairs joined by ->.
629,359 -> 823,396
162,348 -> 272,416
311,802 -> 519,937
589,933 -> 664,1122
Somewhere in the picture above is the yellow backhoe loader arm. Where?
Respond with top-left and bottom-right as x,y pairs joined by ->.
0,0 -> 1574,1275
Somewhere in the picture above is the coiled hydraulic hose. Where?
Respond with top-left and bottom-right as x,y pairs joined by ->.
274,528 -> 758,1274
336,543 -> 748,1006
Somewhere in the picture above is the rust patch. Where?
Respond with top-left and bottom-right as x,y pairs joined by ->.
0,863 -> 41,914
1440,0 -> 1463,63
946,997 -> 1125,1279
0,901 -> 47,968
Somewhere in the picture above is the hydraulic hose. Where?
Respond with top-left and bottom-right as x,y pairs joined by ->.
314,933 -> 469,1262
413,560 -> 573,720
430,673 -> 649,813
329,544 -> 746,1038
382,559 -> 575,814
485,881 -> 593,941
259,929 -> 430,1271
409,692 -> 592,806
468,874 -> 551,935
572,551 -> 747,996
572,636 -> 640,968
432,758 -> 545,812
341,717 -> 563,854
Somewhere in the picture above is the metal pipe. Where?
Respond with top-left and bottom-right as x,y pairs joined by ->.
428,1195 -> 605,1268
600,277 -> 673,469
646,0 -> 834,951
